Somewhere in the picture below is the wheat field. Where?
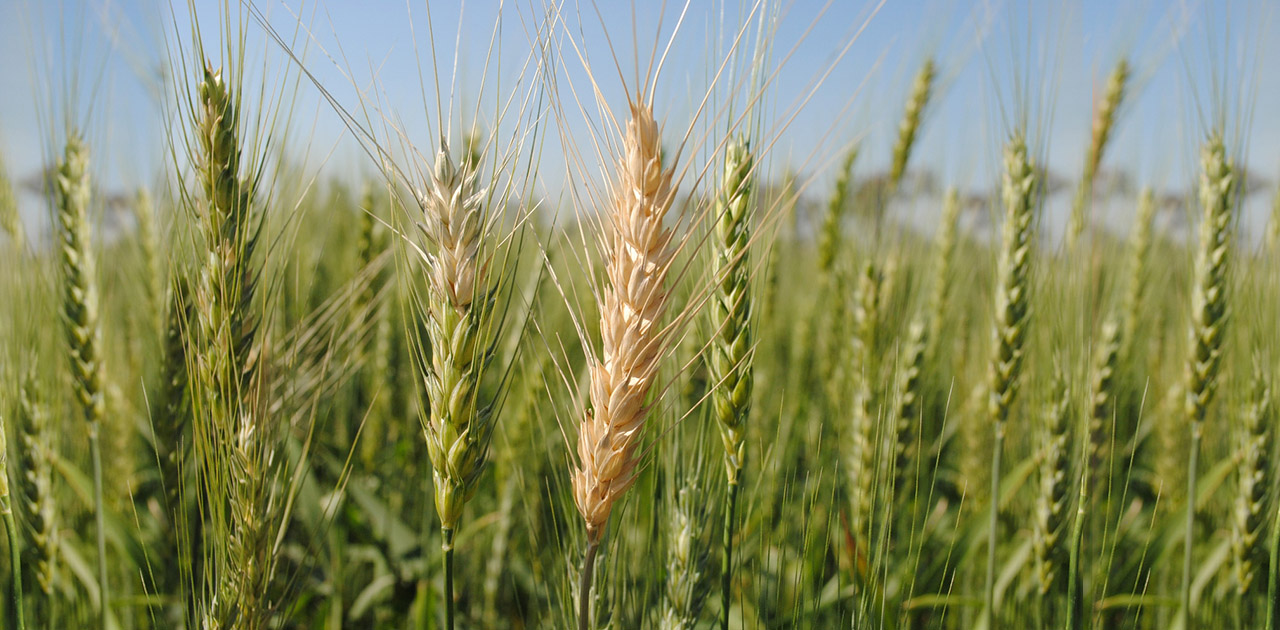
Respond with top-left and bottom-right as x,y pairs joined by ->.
1,1 -> 1278,629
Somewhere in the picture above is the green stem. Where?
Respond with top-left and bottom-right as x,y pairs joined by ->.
90,424 -> 108,629
984,422 -> 1005,630
3,502 -> 26,630
1181,422 -> 1202,630
443,527 -> 455,630
1267,499 -> 1279,630
579,540 -> 600,630
722,478 -> 741,630
1066,470 -> 1087,630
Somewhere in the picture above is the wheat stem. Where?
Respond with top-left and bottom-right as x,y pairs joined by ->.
984,133 -> 1036,629
579,540 -> 600,630
1180,134 -> 1235,630
1,408 -> 26,630
53,134 -> 109,629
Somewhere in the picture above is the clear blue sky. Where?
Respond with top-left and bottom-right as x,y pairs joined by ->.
1,0 -> 1277,235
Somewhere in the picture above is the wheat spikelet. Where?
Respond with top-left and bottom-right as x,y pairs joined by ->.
709,137 -> 755,485
988,134 -> 1036,426
190,62 -> 276,629
1233,373 -> 1272,598
134,188 -> 163,328
984,132 -> 1036,624
1121,188 -> 1156,353
817,146 -> 858,274
54,136 -> 105,429
1088,317 -> 1120,468
1034,367 -> 1072,600
1068,58 -> 1129,249
16,370 -> 58,598
926,188 -> 961,347
1180,134 -> 1236,628
889,58 -> 936,193
573,101 -> 677,544
661,483 -> 712,630
415,144 -> 495,536
848,261 -> 883,550
892,315 -> 927,505
1184,136 -> 1234,425
0,152 -> 21,245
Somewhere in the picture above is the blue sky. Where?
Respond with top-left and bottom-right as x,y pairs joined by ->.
1,0 -> 1277,237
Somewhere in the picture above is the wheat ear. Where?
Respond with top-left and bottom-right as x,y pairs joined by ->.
1180,134 -> 1236,629
574,100 -> 678,630
707,137 -> 755,630
848,260 -> 883,594
191,63 -> 273,630
1233,372 -> 1272,615
888,58 -> 936,194
52,134 -> 109,628
662,482 -> 712,630
0,153 -> 21,246
817,146 -> 859,274
1034,365 -> 1073,618
1121,188 -> 1156,354
16,370 -> 58,609
984,133 -> 1036,628
1067,58 -> 1129,250
414,142 -> 498,630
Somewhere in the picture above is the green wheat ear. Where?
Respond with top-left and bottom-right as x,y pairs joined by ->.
0,152 -> 21,246
889,58 -> 936,194
1180,133 -> 1237,629
1034,365 -> 1073,606
1068,58 -> 1129,250
708,137 -> 755,630
1234,372 -> 1272,601
984,132 -> 1037,626
710,137 -> 755,485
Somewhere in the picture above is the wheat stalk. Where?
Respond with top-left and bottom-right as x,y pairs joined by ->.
413,141 -> 500,629
1180,134 -> 1236,629
190,62 -> 276,630
888,58 -> 936,194
1067,58 -> 1129,250
573,100 -> 678,630
984,133 -> 1037,628
52,134 -> 109,628
1,397 -> 26,630
707,137 -> 755,630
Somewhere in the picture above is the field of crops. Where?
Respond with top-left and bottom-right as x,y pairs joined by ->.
1,1 -> 1278,629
